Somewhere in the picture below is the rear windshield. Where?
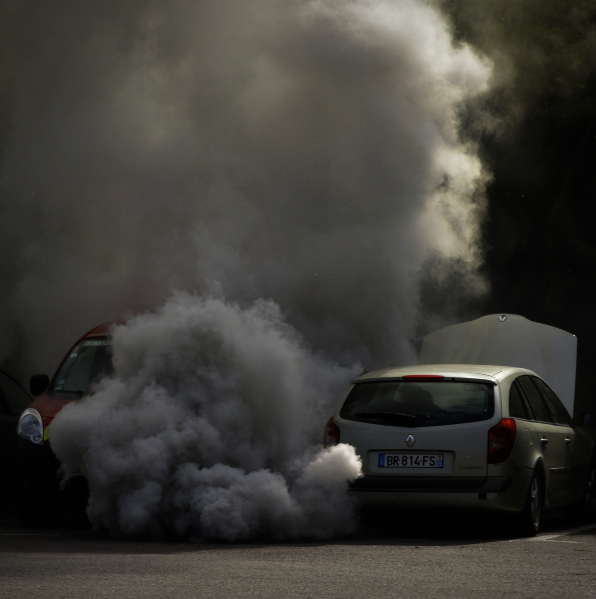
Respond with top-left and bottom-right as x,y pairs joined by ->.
340,380 -> 495,428
51,337 -> 113,397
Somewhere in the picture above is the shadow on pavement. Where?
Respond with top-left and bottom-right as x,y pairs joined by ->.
0,486 -> 588,553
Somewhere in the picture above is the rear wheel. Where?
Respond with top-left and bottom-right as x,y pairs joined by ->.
517,471 -> 542,537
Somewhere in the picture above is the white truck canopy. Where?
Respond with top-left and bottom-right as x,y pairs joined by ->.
420,314 -> 577,415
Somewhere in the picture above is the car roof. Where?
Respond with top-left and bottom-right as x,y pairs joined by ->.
357,364 -> 534,383
80,323 -> 113,338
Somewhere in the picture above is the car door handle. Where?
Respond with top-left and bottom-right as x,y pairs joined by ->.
565,437 -> 572,446
541,437 -> 548,446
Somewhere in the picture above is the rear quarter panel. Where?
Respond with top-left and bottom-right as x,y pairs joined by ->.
498,376 -> 541,470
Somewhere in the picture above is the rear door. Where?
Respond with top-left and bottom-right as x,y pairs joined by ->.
507,379 -> 536,467
517,376 -> 569,503
531,376 -> 584,497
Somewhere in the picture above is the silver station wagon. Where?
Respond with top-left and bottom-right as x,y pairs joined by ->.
325,316 -> 596,536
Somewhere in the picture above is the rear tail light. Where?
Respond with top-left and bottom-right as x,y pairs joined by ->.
323,417 -> 340,447
488,418 -> 517,464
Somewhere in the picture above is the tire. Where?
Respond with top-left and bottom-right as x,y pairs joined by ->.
517,471 -> 542,537
581,455 -> 596,523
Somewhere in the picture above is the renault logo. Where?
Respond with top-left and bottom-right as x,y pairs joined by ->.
406,434 -> 415,447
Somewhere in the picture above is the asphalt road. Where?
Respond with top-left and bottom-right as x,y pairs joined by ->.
1,505 -> 595,599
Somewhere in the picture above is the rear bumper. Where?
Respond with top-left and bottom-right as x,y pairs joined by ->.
349,471 -> 532,513
350,476 -> 511,493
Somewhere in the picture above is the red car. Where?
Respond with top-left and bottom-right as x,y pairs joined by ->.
12,324 -> 113,525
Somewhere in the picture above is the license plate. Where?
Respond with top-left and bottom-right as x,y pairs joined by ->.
379,453 -> 443,468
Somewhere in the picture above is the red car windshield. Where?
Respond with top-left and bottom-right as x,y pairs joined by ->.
51,337 -> 113,396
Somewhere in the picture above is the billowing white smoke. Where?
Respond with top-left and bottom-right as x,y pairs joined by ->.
1,0 -> 492,540
51,294 -> 362,540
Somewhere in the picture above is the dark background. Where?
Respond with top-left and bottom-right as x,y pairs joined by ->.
421,1 -> 596,415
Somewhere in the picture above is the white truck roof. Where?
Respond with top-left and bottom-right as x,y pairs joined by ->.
420,314 -> 577,415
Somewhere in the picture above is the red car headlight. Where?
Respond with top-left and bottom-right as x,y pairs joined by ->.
17,408 -> 44,445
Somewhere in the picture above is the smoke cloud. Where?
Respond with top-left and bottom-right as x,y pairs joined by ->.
0,0 -> 490,375
1,0 -> 492,539
50,295 -> 362,540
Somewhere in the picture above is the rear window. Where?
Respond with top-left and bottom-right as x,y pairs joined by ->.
51,337 -> 113,397
340,380 -> 494,428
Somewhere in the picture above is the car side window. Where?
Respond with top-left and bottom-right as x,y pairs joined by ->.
0,372 -> 32,416
508,380 -> 530,419
531,377 -> 571,426
517,376 -> 552,423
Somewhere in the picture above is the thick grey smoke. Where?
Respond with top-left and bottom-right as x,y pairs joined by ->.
1,0 -> 492,539
50,295 -> 362,540
0,0 -> 490,376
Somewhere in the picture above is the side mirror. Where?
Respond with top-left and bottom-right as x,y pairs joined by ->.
578,412 -> 596,426
30,374 -> 49,397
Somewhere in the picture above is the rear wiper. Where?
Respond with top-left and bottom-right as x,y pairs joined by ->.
355,412 -> 417,427
55,389 -> 85,396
